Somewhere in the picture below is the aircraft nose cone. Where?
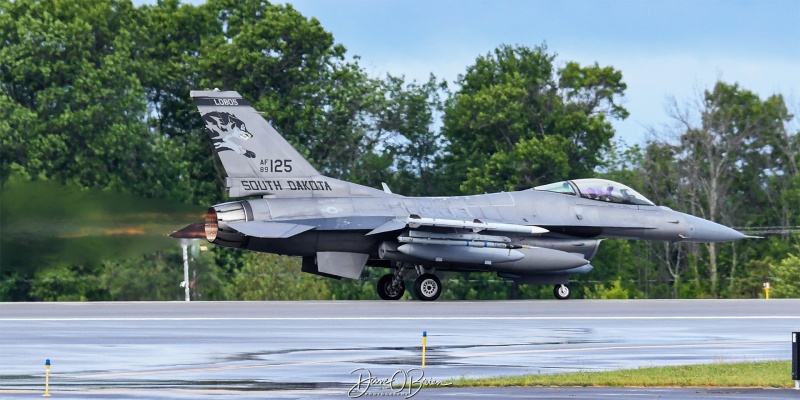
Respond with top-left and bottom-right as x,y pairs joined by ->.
682,214 -> 747,242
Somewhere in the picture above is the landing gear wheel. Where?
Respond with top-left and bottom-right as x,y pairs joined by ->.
414,274 -> 442,301
377,274 -> 405,300
554,284 -> 571,300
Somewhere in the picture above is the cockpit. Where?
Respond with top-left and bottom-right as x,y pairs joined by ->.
533,179 -> 655,206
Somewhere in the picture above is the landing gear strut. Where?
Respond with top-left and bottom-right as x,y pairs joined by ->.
377,268 -> 405,300
554,284 -> 571,300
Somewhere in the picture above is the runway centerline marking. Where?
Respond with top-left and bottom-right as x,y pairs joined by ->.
2,316 -> 799,321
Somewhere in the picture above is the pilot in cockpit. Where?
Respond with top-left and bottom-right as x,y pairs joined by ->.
603,186 -> 614,201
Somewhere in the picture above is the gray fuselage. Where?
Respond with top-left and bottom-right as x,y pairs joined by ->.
209,188 -> 730,273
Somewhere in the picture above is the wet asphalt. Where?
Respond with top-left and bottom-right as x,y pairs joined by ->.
1,299 -> 799,399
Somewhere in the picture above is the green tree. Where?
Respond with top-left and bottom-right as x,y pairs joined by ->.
328,267 -> 384,300
29,264 -> 109,301
99,246 -> 229,301
770,246 -> 800,298
226,253 -> 330,300
584,279 -> 632,299
351,74 -> 448,196
196,0 -> 376,180
0,0 -> 162,195
441,44 -> 628,195
663,82 -> 793,297
100,252 -> 184,301
137,0 -> 225,205
441,272 -> 522,300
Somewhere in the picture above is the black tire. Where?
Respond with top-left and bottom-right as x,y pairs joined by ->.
554,284 -> 571,300
377,274 -> 405,300
414,274 -> 442,301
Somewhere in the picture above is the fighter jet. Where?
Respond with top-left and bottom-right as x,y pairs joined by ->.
173,89 -> 750,301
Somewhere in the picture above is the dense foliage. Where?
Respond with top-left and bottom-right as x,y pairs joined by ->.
1,0 -> 797,301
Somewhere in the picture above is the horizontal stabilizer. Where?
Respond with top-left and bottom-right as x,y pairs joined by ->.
228,221 -> 314,238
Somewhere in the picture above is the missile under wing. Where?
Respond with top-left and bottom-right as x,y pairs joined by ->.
172,89 -> 751,301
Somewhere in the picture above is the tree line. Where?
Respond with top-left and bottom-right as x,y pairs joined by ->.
1,0 -> 797,301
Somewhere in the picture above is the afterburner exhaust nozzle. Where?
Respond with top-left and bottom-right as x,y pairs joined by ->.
205,208 -> 218,242
203,201 -> 248,247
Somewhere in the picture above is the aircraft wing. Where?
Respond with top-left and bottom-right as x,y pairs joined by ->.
366,219 -> 408,235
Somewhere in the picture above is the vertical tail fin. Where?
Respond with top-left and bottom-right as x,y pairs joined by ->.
191,90 -> 391,199
191,90 -> 319,179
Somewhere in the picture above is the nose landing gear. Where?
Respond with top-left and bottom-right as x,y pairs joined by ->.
554,284 -> 571,300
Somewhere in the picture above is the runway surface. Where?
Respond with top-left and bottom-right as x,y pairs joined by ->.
1,299 -> 799,399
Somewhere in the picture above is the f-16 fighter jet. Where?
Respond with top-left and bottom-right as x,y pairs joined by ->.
173,90 -> 750,301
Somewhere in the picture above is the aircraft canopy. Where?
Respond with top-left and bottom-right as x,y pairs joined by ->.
534,179 -> 655,206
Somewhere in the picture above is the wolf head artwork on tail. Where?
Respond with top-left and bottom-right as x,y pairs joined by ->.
202,111 -> 256,159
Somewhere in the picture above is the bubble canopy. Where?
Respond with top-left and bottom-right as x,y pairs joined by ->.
534,179 -> 655,206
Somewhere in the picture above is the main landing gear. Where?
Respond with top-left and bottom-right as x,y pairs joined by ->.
377,272 -> 405,300
413,273 -> 442,301
377,265 -> 443,301
554,284 -> 571,300
377,268 -> 570,301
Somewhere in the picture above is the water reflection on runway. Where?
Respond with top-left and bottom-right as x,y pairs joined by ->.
1,300 -> 798,398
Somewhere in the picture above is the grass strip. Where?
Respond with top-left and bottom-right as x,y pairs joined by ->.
450,361 -> 794,388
